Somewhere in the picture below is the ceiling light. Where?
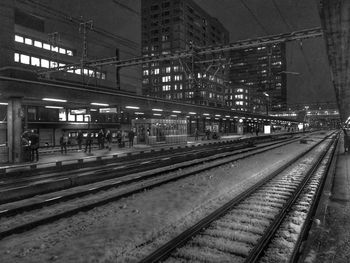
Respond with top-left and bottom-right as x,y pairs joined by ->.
172,110 -> 181,113
0,102 -> 8,105
126,106 -> 140,110
152,108 -> 163,112
45,106 -> 63,109
91,102 -> 109,107
42,98 -> 67,103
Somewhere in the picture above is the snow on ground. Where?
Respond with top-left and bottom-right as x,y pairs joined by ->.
0,137 -> 323,263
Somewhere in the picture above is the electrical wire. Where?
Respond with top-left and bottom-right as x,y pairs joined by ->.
238,0 -> 269,35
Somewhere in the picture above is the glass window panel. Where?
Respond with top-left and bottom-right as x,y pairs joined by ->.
66,50 -> 73,56
83,69 -> 88,75
84,115 -> 91,122
101,73 -> 106,80
20,54 -> 30,64
41,59 -> 49,68
68,113 -> 75,121
24,38 -> 32,45
14,53 -> 20,62
76,115 -> 83,122
15,35 -> 24,43
75,69 -> 81,75
31,57 -> 40,67
51,46 -> 58,52
59,109 -> 66,121
59,48 -> 66,54
34,40 -> 42,48
50,61 -> 58,68
43,43 -> 51,50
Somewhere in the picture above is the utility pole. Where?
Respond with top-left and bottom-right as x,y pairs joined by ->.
48,32 -> 60,69
79,19 -> 93,83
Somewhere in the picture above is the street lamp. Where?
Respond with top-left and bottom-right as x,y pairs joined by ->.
263,92 -> 269,115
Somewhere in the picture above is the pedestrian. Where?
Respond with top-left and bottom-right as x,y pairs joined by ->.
77,130 -> 83,151
116,130 -> 122,147
105,129 -> 112,151
255,127 -> 259,136
60,131 -> 68,155
194,128 -> 199,141
205,129 -> 210,140
29,130 -> 39,162
98,129 -> 104,149
343,126 -> 350,153
85,131 -> 92,153
128,129 -> 135,148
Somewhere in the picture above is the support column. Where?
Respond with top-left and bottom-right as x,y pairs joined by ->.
7,97 -> 23,163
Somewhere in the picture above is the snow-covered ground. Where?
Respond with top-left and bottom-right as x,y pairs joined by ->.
0,136 -> 323,263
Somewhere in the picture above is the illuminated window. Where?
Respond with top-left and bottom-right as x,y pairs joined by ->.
67,50 -> 73,56
75,69 -> 81,75
165,66 -> 171,73
68,112 -> 75,121
50,61 -> 58,68
162,75 -> 171,82
51,46 -> 58,52
31,57 -> 40,67
14,52 -> 19,62
20,54 -> 30,64
43,43 -> 51,50
154,68 -> 159,74
59,48 -> 66,54
76,115 -> 83,122
41,59 -> 49,68
59,109 -> 66,121
34,40 -> 42,48
143,70 -> 149,76
24,38 -> 32,45
174,75 -> 182,81
15,35 -> 24,43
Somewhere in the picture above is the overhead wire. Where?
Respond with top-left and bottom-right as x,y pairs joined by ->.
238,0 -> 269,35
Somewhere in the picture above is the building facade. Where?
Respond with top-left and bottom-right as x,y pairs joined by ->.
141,0 -> 229,107
228,44 -> 287,113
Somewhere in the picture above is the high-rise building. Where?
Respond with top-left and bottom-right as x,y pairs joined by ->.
227,44 -> 287,113
141,0 -> 229,107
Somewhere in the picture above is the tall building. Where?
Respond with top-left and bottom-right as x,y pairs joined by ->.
228,44 -> 287,113
141,0 -> 229,107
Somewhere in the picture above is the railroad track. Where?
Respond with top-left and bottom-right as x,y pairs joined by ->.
0,134 -> 300,204
138,133 -> 337,263
0,134 -> 320,241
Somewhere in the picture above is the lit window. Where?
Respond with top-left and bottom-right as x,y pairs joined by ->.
67,50 -> 73,56
43,43 -> 51,50
24,38 -> 32,45
88,70 -> 94,77
31,57 -> 40,67
59,48 -> 66,54
143,70 -> 149,76
173,66 -> 179,72
20,54 -> 30,64
101,73 -> 106,80
59,109 -> 66,121
154,68 -> 159,75
52,46 -> 58,52
50,61 -> 58,68
166,66 -> 171,73
174,75 -> 182,81
68,112 -> 75,121
41,59 -> 49,68
14,53 -> 20,62
83,69 -> 89,75
76,115 -> 83,122
15,35 -> 24,43
75,69 -> 81,75
162,75 -> 171,82
34,40 -> 42,48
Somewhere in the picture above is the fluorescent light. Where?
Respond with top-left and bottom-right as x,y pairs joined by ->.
189,112 -> 196,115
152,108 -> 163,112
45,106 -> 63,109
91,102 -> 109,106
0,102 -> 8,105
153,113 -> 162,116
42,98 -> 67,103
172,110 -> 181,113
215,114 -> 221,117
90,109 -> 97,112
203,113 -> 210,116
225,115 -> 230,118
135,112 -> 144,115
206,117 -> 211,119
126,106 -> 140,110
170,114 -> 177,117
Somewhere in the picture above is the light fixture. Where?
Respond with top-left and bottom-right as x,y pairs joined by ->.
215,114 -> 221,117
90,109 -> 97,112
135,112 -> 144,115
152,108 -> 163,112
189,112 -> 196,115
153,113 -> 162,116
42,98 -> 67,103
203,113 -> 210,116
172,110 -> 181,114
0,102 -> 8,105
45,106 -> 63,109
225,115 -> 230,118
170,114 -> 177,117
91,102 -> 109,106
126,106 -> 140,110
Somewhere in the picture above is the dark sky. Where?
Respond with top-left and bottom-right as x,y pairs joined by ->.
193,0 -> 336,106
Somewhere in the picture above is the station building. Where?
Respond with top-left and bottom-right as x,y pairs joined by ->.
0,0 -> 297,163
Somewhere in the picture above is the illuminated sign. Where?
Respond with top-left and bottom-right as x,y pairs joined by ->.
70,109 -> 87,115
99,108 -> 117,113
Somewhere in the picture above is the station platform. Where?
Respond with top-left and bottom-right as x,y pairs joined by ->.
301,133 -> 350,262
0,134 -> 250,174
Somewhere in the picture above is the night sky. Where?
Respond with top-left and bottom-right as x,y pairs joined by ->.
193,0 -> 336,106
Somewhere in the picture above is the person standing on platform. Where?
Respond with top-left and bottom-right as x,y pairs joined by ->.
29,130 -> 39,162
343,126 -> 350,153
116,130 -> 122,147
194,128 -> 199,141
128,129 -> 135,148
105,130 -> 112,151
255,127 -> 259,136
98,129 -> 104,149
85,131 -> 92,153
60,131 -> 68,155
77,130 -> 83,151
